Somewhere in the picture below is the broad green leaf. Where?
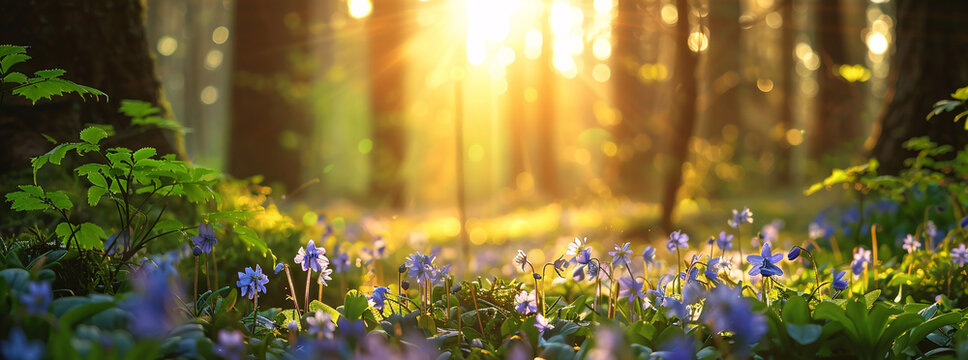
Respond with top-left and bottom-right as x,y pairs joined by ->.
59,300 -> 114,329
46,191 -> 73,209
2,71 -> 26,84
133,147 -> 156,162
34,68 -> 66,79
5,190 -> 49,211
0,53 -> 29,73
76,222 -> 106,250
782,295 -> 810,324
233,226 -> 270,258
13,77 -> 107,104
343,290 -> 369,321
786,323 -> 823,345
0,45 -> 26,58
79,127 -> 108,145
309,300 -> 341,323
87,186 -> 107,206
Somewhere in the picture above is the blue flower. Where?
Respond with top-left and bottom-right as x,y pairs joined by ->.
573,247 -> 592,265
123,260 -> 181,337
20,281 -> 51,314
236,265 -> 268,300
715,231 -> 734,251
332,250 -> 351,274
746,243 -> 783,277
701,286 -> 767,354
654,336 -> 695,360
586,261 -> 601,279
609,242 -> 633,267
274,263 -> 285,274
192,224 -> 217,254
704,257 -> 721,284
294,239 -> 328,273
534,314 -> 555,336
431,264 -> 452,285
902,234 -> 921,254
307,311 -> 335,338
832,269 -> 848,291
666,230 -> 690,253
787,247 -> 801,261
952,244 -> 968,266
642,246 -> 656,267
514,290 -> 537,315
961,217 -> 968,229
571,266 -> 586,281
370,287 -> 390,311
618,277 -> 646,303
851,248 -> 872,277
728,207 -> 754,228
405,252 -> 435,283
105,231 -> 130,256
2,328 -> 43,360
213,330 -> 245,360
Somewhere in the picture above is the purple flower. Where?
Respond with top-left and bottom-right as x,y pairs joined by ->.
832,269 -> 848,291
370,287 -> 390,310
294,240 -> 328,273
609,242 -> 633,267
655,336 -> 695,360
20,281 -> 51,314
191,224 -> 217,254
514,290 -> 537,315
760,220 -> 783,244
618,277 -> 646,303
332,250 -> 351,274
213,330 -> 245,360
851,248 -> 872,276
573,247 -> 592,265
105,230 -> 130,256
787,247 -> 801,261
701,285 -> 766,354
728,207 -> 754,228
236,265 -> 268,300
961,217 -> 968,229
123,259 -> 181,337
667,230 -> 690,253
2,328 -> 43,360
405,252 -> 435,283
642,246 -> 656,267
431,264 -> 452,285
902,234 -> 921,254
716,231 -> 734,251
952,244 -> 968,266
746,243 -> 783,277
307,311 -> 335,338
534,314 -> 554,336
704,257 -> 721,283
316,265 -> 333,286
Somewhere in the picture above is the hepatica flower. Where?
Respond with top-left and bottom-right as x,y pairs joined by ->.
728,207 -> 754,228
20,280 -> 51,314
574,247 -> 592,265
902,234 -> 921,254
405,252 -> 435,283
236,265 -> 268,300
667,230 -> 689,253
192,223 -> 217,254
332,250 -> 351,274
295,239 -> 328,273
534,314 -> 555,336
618,277 -> 646,303
609,242 -> 633,266
832,269 -> 848,291
746,243 -> 783,277
514,290 -> 538,315
851,248 -> 872,277
213,330 -> 245,360
701,286 -> 767,353
642,246 -> 656,267
2,328 -> 43,360
705,257 -> 722,284
716,231 -> 734,251
565,237 -> 587,258
370,287 -> 390,311
952,244 -> 968,266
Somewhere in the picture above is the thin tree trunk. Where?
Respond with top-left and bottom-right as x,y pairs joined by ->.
777,0 -> 796,184
229,1 -> 311,191
536,2 -> 559,199
660,0 -> 699,233
367,0 -> 408,207
811,0 -> 863,162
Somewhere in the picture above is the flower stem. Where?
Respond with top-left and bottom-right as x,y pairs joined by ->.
675,247 -> 683,294
283,265 -> 301,313
470,283 -> 484,333
205,254 -> 212,290
304,269 -> 313,314
252,293 -> 259,332
211,247 -> 219,289
193,255 -> 199,315
870,224 -> 879,289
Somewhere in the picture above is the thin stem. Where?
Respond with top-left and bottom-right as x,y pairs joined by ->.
205,254 -> 212,290
675,247 -> 683,294
870,224 -> 879,289
282,265 -> 301,313
304,269 -> 313,314
252,294 -> 259,332
211,247 -> 219,289
470,284 -> 484,333
193,255 -> 199,315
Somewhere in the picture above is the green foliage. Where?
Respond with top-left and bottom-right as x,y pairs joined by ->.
0,45 -> 107,105
928,85 -> 968,129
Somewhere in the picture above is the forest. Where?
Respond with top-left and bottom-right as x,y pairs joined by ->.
1,0 -> 968,359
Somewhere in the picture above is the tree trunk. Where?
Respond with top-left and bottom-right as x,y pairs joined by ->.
536,2 -> 560,199
777,0 -> 795,185
811,0 -> 864,162
871,1 -> 968,174
0,0 -> 174,174
228,1 -> 312,191
367,0 -> 408,208
610,0 -> 646,196
660,0 -> 699,232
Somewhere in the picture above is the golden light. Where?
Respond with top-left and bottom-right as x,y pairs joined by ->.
497,47 -> 516,66
156,36 -> 178,56
785,129 -> 804,146
200,86 -> 218,104
524,29 -> 543,59
867,32 -> 888,55
212,26 -> 229,44
838,64 -> 871,82
593,0 -> 613,13
756,78 -> 774,93
765,12 -> 782,29
348,0 -> 372,19
661,4 -> 678,25
204,49 -> 223,70
592,63 -> 611,82
687,31 -> 709,53
592,37 -> 611,60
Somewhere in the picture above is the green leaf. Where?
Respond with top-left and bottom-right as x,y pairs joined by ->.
76,222 -> 106,250
343,290 -> 369,321
13,77 -> 107,104
864,290 -> 881,309
782,295 -> 810,324
79,127 -> 108,145
907,312 -> 962,348
59,300 -> 114,329
133,147 -> 156,162
34,68 -> 66,79
0,53 -> 29,73
119,99 -> 161,118
46,191 -> 73,209
233,226 -> 270,258
3,71 -> 27,84
309,300 -> 341,323
87,186 -> 107,206
0,45 -> 26,58
786,323 -> 823,345
5,190 -> 49,211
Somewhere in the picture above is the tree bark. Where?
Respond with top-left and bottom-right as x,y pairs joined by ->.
0,0 -> 174,174
660,0 -> 699,233
536,2 -> 560,199
777,0 -> 796,184
367,0 -> 408,207
811,0 -> 864,161
228,1 -> 312,191
871,1 -> 968,174
610,0 -> 646,196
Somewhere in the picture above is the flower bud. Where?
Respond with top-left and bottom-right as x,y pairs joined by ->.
398,264 -> 407,274
192,246 -> 202,257
787,247 -> 801,261
401,280 -> 410,291
532,273 -> 542,280
450,283 -> 462,293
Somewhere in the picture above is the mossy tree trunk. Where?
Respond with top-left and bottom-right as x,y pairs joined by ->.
0,0 -> 175,174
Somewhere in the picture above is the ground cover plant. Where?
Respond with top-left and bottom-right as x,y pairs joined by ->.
3,44 -> 968,360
